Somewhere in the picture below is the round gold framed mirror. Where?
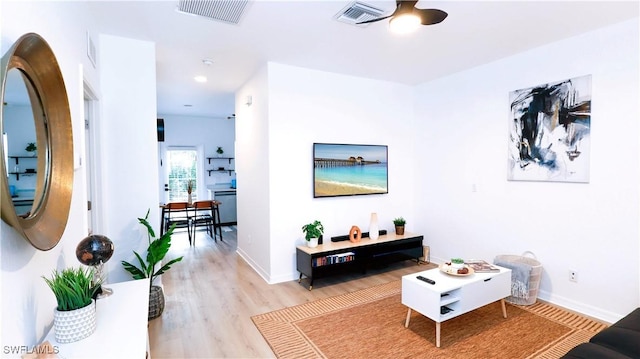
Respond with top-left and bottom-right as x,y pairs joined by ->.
0,33 -> 73,250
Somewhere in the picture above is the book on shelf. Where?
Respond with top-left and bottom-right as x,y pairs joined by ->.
464,259 -> 500,272
313,252 -> 355,267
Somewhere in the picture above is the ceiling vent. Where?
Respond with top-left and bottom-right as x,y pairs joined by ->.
177,0 -> 250,25
334,1 -> 384,26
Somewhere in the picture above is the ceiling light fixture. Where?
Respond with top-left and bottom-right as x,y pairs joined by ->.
194,76 -> 207,83
389,13 -> 420,34
202,58 -> 213,66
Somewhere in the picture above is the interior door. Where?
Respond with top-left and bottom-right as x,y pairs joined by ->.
165,147 -> 198,202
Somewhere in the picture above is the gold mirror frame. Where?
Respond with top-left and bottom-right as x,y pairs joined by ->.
0,33 -> 73,250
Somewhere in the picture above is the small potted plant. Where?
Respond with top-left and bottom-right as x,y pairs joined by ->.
216,146 -> 224,157
301,220 -> 324,248
393,217 -> 406,235
451,257 -> 465,269
122,209 -> 184,320
25,142 -> 37,156
42,267 -> 101,343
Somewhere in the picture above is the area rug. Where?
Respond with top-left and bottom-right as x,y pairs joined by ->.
251,281 -> 608,359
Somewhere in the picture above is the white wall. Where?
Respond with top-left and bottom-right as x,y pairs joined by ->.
0,1 -> 99,352
98,34 -> 160,285
235,64 -> 272,280
1,4 -> 161,353
413,19 -> 639,323
237,63 -> 418,283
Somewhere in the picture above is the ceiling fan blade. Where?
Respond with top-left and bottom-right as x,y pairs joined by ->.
416,8 -> 448,25
356,14 -> 393,25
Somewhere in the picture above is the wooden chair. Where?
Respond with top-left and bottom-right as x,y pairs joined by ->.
190,200 -> 215,242
163,201 -> 192,245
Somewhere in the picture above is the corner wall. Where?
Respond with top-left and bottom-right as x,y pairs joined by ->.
413,18 -> 639,322
237,62 -> 418,283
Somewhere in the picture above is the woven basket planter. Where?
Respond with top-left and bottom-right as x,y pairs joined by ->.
148,285 -> 165,320
53,299 -> 96,343
495,253 -> 543,306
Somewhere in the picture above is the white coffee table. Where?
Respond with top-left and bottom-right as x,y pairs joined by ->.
401,265 -> 511,347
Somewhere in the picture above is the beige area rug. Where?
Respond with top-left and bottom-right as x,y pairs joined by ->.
251,281 -> 608,359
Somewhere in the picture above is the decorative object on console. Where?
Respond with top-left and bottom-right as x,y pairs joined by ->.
349,225 -> 362,243
76,234 -> 115,298
369,212 -> 379,240
42,267 -> 101,343
25,142 -> 37,156
313,143 -> 388,198
508,74 -> 592,183
450,258 -> 464,269
216,146 -> 224,157
393,217 -> 406,235
186,179 -> 194,205
302,220 -> 324,248
121,209 -> 184,320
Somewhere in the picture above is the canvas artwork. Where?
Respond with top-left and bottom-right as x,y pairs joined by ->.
313,143 -> 388,198
508,74 -> 592,182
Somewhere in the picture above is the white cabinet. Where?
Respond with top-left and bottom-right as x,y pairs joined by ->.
43,279 -> 150,358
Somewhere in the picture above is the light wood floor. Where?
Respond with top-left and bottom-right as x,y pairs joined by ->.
148,228 -> 435,358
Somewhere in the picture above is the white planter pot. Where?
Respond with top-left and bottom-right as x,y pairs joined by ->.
53,299 -> 97,343
307,238 -> 318,248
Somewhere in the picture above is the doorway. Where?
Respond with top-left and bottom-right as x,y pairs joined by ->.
165,147 -> 200,202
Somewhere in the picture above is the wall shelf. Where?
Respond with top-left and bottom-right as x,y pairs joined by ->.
206,157 -> 235,176
206,157 -> 234,164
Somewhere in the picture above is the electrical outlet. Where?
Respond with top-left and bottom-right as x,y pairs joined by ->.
569,269 -> 578,282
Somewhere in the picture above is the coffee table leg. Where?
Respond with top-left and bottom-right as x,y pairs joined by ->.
436,321 -> 441,348
501,299 -> 507,318
405,308 -> 412,327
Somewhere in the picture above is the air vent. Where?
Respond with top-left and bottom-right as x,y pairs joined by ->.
177,0 -> 250,25
335,1 -> 384,26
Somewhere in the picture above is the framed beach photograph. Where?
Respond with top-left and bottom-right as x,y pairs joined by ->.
313,143 -> 388,198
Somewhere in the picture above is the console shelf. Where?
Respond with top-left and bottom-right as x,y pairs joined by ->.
296,232 -> 423,290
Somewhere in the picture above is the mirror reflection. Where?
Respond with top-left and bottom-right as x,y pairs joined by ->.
2,68 -> 45,218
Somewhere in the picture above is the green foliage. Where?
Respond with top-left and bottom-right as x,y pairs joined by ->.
393,217 -> 406,226
301,220 -> 324,241
42,267 -> 100,311
216,146 -> 224,154
25,142 -> 37,152
451,258 -> 464,264
121,209 -> 183,287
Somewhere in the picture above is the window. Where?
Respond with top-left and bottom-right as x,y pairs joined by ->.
167,148 -> 198,202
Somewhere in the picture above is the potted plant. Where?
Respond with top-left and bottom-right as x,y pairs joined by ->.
25,142 -> 37,156
393,217 -> 406,235
451,257 -> 465,269
42,267 -> 101,343
121,209 -> 184,320
216,146 -> 224,157
301,220 -> 324,248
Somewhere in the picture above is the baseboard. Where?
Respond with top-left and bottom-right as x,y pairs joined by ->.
236,248 -> 271,283
537,290 -> 622,324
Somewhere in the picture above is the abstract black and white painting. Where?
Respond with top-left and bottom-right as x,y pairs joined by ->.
508,75 -> 592,182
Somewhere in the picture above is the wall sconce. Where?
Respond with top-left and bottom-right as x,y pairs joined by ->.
245,95 -> 252,106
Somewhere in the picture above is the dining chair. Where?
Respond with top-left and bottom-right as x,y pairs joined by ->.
164,201 -> 192,245
212,200 -> 223,241
191,200 -> 215,242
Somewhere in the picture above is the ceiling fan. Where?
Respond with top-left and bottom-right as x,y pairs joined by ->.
357,0 -> 448,33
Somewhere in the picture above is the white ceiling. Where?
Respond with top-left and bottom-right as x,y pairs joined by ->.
85,0 -> 639,119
